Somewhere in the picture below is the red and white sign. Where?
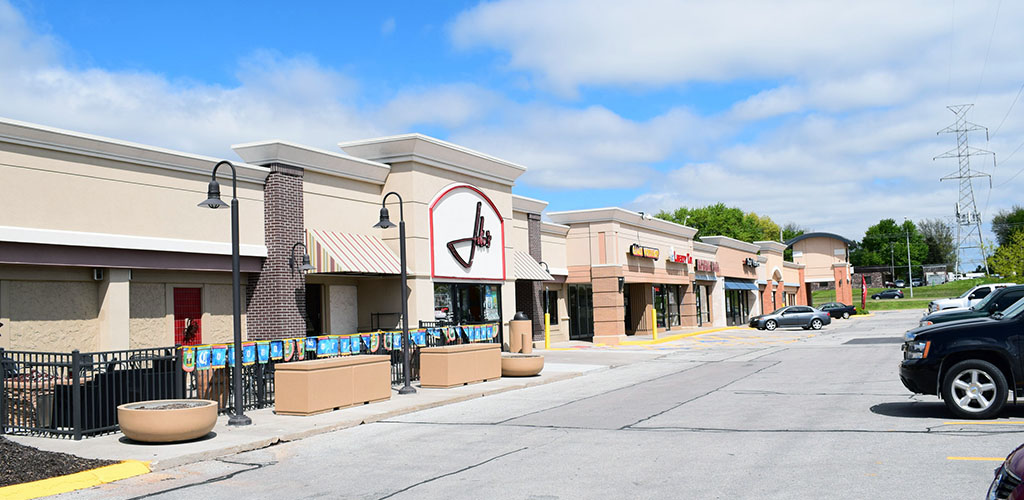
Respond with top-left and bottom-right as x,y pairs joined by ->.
429,184 -> 506,281
695,258 -> 720,273
668,249 -> 692,264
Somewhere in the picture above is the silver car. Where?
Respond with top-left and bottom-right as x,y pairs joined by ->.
748,305 -> 831,331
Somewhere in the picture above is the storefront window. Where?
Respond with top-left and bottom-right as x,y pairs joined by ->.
543,290 -> 559,325
433,283 -> 502,325
725,289 -> 750,326
653,284 -> 681,329
696,285 -> 712,326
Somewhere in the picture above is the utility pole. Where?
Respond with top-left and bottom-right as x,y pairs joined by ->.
890,243 -> 895,286
935,104 -> 994,275
904,217 -> 914,298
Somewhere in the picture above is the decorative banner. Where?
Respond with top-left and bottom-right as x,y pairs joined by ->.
295,339 -> 306,360
445,327 -> 456,342
392,332 -> 402,350
227,346 -> 235,367
211,344 -> 227,368
384,331 -> 393,350
270,340 -> 284,360
257,341 -> 271,364
339,335 -> 351,355
242,342 -> 257,365
282,339 -> 294,361
182,346 -> 196,372
305,337 -> 318,353
490,324 -> 498,339
196,346 -> 212,371
361,334 -> 372,353
370,332 -> 381,352
350,335 -> 362,354
414,329 -> 426,347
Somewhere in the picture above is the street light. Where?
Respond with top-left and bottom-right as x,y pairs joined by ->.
289,242 -> 316,273
374,192 -> 415,395
197,160 -> 251,426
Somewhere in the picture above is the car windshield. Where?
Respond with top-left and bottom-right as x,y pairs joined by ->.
771,307 -> 790,315
971,290 -> 998,310
958,287 -> 977,299
994,297 -> 1024,320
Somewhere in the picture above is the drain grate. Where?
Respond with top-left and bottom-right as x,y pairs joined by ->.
843,337 -> 905,345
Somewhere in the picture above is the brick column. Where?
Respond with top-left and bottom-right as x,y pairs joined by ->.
833,264 -> 853,306
761,282 -> 774,313
680,284 -> 697,327
528,213 -> 545,341
592,265 -> 624,345
775,283 -> 785,309
797,267 -> 809,306
245,163 -> 306,340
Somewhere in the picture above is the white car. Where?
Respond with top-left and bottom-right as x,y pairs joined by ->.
928,283 -> 1015,313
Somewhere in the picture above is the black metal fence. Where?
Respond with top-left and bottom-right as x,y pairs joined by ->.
0,324 -> 502,439
1,347 -> 179,439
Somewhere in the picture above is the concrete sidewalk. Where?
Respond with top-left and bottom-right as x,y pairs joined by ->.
3,357 -> 628,471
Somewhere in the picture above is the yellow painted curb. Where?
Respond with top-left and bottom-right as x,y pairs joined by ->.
947,456 -> 1004,461
0,460 -> 150,500
620,326 -> 745,346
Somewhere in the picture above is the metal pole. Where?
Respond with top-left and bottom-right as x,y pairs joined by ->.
651,308 -> 658,341
228,180 -> 251,426
906,227 -> 914,298
398,217 -> 415,395
544,287 -> 550,350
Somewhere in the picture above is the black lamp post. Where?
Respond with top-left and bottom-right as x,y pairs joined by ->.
374,192 -> 415,395
289,242 -> 316,273
198,160 -> 251,426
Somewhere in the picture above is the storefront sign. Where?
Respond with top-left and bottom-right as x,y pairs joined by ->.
430,184 -> 506,281
629,244 -> 659,260
743,257 -> 760,268
668,249 -> 692,264
695,258 -> 720,273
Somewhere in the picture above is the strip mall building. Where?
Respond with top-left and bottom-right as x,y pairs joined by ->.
0,117 -> 813,351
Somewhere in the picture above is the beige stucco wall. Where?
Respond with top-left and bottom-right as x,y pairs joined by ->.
782,265 -> 801,285
129,282 -> 165,349
6,280 -> 100,351
0,143 -> 265,248
302,170 -> 382,236
793,237 -> 848,282
715,246 -> 759,279
563,220 -> 693,285
540,226 -> 568,272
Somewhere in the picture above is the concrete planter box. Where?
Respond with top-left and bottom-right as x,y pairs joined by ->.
117,399 -> 217,443
501,353 -> 544,377
420,343 -> 501,388
274,355 -> 390,416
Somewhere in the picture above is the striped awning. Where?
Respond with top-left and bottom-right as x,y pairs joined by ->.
305,229 -> 401,275
513,250 -> 554,281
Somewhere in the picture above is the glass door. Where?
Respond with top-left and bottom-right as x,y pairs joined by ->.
568,284 -> 594,340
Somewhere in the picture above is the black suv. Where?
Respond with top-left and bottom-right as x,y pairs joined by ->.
901,297 -> 1024,419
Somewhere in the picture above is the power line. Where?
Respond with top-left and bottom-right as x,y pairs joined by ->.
973,0 -> 1003,102
991,81 -> 1024,139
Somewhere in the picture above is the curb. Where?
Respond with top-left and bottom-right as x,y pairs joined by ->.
149,368 -> 590,471
0,460 -> 150,500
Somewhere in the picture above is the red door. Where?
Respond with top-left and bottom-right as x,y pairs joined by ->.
174,288 -> 202,345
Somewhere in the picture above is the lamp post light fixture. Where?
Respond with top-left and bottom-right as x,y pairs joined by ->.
289,242 -> 316,273
374,191 -> 415,395
197,160 -> 251,426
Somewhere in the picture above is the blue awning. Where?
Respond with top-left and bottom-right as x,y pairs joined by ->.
724,278 -> 758,291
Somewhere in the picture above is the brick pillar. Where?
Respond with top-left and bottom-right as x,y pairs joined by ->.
761,282 -> 774,313
775,283 -> 785,309
680,284 -> 697,327
245,163 -> 306,340
797,267 -> 809,305
833,264 -> 853,306
592,266 -> 624,345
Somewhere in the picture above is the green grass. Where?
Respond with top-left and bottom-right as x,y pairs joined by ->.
811,277 -> 1016,312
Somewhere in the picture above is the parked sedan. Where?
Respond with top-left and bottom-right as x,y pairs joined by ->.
872,289 -> 904,299
749,305 -> 831,331
818,302 -> 857,319
894,280 -> 906,288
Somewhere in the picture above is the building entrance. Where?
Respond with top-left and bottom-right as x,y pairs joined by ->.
567,284 -> 593,340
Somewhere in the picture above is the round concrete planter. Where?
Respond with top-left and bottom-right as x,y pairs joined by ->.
501,353 -> 544,377
117,399 -> 218,443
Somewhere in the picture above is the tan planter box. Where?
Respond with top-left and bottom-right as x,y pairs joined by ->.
274,355 -> 391,416
420,343 -> 501,388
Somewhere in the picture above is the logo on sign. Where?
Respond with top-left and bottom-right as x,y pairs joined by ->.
446,201 -> 492,269
669,250 -> 691,264
743,257 -> 760,268
629,244 -> 659,260
695,258 -> 720,273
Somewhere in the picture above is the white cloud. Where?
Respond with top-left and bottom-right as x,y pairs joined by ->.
381,17 -> 396,36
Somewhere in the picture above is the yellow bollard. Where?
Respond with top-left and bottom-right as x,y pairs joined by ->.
544,312 -> 551,349
652,308 -> 658,341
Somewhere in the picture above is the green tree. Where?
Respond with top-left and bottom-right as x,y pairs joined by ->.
989,230 -> 1024,282
781,223 -> 806,261
991,205 -> 1024,246
656,203 -> 780,242
850,218 -> 929,281
918,218 -> 954,268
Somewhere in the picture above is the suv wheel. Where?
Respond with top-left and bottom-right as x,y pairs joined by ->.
810,318 -> 823,330
764,319 -> 777,331
941,360 -> 1008,419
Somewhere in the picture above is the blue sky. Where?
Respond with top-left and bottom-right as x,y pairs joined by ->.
2,0 -> 1022,268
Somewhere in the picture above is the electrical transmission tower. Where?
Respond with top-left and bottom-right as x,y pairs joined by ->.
934,104 -> 995,274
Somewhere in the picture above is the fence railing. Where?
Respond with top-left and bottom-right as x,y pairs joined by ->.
1,347 -> 180,439
1,324 -> 502,439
